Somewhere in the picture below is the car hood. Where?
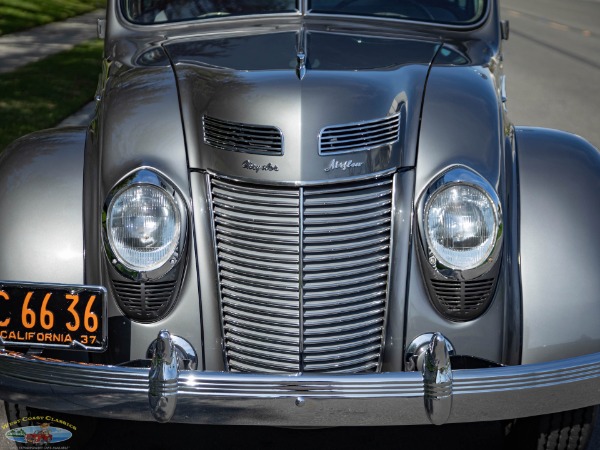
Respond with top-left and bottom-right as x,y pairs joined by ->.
163,31 -> 440,183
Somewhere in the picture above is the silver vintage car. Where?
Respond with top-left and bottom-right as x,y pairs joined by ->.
0,0 -> 599,448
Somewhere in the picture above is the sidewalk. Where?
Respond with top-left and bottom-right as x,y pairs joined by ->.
0,9 -> 105,74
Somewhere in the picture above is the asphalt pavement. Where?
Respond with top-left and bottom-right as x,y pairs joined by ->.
501,0 -> 600,148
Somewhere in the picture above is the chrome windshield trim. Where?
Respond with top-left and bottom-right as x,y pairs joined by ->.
304,0 -> 491,31
115,0 -> 489,32
116,0 -> 303,29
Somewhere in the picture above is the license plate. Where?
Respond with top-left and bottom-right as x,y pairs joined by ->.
0,282 -> 107,351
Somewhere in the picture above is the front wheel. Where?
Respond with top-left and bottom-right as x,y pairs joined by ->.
506,406 -> 598,450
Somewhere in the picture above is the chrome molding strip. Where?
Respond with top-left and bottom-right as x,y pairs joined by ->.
1,331 -> 600,426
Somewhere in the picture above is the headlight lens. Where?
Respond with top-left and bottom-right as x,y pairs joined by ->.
107,184 -> 181,272
425,184 -> 497,270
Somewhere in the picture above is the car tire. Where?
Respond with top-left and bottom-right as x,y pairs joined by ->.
506,406 -> 597,450
4,403 -> 97,450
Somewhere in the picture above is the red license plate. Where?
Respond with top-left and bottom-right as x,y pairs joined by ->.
0,282 -> 106,351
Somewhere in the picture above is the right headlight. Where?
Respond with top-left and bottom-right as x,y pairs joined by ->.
417,167 -> 503,321
420,167 -> 502,278
425,183 -> 498,271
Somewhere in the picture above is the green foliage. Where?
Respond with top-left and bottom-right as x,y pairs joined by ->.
0,39 -> 103,152
0,0 -> 107,35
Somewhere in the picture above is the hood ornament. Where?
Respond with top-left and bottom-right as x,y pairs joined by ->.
296,25 -> 307,80
296,52 -> 306,81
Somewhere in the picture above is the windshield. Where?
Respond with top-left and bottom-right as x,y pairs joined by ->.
122,0 -> 299,24
122,0 -> 486,25
309,0 -> 487,24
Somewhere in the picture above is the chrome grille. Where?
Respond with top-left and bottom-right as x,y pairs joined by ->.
319,114 -> 400,155
211,175 -> 393,374
203,115 -> 283,155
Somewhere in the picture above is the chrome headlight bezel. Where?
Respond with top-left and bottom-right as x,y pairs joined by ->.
417,166 -> 503,281
102,168 -> 188,282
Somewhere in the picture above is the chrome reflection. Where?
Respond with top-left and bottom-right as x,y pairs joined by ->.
422,333 -> 453,425
2,335 -> 600,426
405,332 -> 455,372
149,330 -> 178,422
147,333 -> 198,370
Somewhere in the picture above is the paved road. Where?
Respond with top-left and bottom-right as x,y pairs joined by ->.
501,0 -> 600,149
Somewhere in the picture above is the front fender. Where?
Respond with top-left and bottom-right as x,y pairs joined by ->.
0,128 -> 86,284
517,127 -> 600,364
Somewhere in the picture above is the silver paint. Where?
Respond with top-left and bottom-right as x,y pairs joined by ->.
0,0 -> 598,427
0,129 -> 87,284
516,128 -> 600,364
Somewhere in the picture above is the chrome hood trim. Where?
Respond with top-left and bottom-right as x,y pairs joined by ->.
164,31 -> 439,183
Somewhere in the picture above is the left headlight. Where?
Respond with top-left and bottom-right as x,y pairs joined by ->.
103,169 -> 187,281
107,184 -> 181,272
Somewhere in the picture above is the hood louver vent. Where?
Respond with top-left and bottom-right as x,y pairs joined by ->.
319,114 -> 400,155
203,115 -> 283,156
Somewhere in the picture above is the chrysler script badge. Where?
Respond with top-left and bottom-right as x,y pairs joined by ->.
242,160 -> 279,173
324,159 -> 364,173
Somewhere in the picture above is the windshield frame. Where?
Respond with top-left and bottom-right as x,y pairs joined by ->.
119,0 -> 303,25
117,0 -> 491,30
306,0 -> 490,28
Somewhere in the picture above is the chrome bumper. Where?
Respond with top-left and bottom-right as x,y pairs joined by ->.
1,331 -> 600,426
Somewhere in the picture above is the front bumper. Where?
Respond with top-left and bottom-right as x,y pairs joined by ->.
1,331 -> 600,426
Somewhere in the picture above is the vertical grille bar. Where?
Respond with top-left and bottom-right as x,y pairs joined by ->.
211,175 -> 393,374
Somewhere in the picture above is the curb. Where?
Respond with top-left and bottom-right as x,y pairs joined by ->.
58,101 -> 97,127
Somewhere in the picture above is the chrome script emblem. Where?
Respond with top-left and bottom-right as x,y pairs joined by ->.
324,158 -> 364,173
242,160 -> 279,173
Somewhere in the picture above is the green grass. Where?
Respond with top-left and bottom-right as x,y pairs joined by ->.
0,39 -> 103,152
0,0 -> 106,35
